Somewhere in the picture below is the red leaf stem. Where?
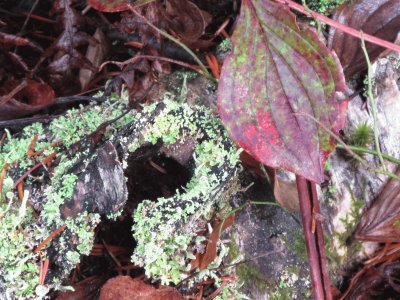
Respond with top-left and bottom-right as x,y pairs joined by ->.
274,0 -> 400,53
296,175 -> 332,300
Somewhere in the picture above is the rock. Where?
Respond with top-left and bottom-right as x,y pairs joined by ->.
321,53 -> 400,279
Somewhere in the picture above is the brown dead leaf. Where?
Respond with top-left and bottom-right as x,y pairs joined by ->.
56,275 -> 104,300
0,79 -> 55,121
99,276 -> 183,300
160,0 -> 213,49
328,0 -> 400,77
80,28 -> 108,90
273,170 -> 300,212
191,214 -> 235,271
355,167 -> 400,242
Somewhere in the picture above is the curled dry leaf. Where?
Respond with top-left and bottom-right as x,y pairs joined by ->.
355,167 -> 400,242
218,0 -> 347,183
99,276 -> 183,300
328,0 -> 400,77
160,0 -> 213,48
0,79 -> 55,121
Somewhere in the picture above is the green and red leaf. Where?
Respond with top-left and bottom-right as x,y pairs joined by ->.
218,0 -> 347,183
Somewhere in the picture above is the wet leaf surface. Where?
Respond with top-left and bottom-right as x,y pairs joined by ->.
328,0 -> 400,77
218,0 -> 347,183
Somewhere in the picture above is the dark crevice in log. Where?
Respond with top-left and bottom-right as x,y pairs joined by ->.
124,144 -> 193,208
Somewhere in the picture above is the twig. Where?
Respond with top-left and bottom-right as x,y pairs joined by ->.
0,163 -> 9,199
0,80 -> 27,105
0,115 -> 56,130
101,55 -> 201,74
126,4 -> 212,79
336,144 -> 400,166
20,0 -> 39,34
360,32 -> 385,170
12,151 -> 57,189
33,224 -> 67,254
105,29 -> 207,65
274,0 -> 400,53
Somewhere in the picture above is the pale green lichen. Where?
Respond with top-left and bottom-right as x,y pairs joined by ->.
0,202 -> 41,299
42,173 -> 78,225
0,95 -> 134,299
130,99 -> 240,285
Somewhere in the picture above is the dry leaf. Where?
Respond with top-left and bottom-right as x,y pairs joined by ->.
328,0 -> 400,77
355,167 -> 400,242
80,28 -> 108,90
99,276 -> 183,300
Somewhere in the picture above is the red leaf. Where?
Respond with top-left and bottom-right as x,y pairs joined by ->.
328,0 -> 400,77
88,0 -> 129,12
217,0 -> 347,183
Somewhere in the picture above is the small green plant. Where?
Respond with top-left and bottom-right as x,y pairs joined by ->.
305,0 -> 345,15
349,122 -> 373,148
217,38 -> 232,54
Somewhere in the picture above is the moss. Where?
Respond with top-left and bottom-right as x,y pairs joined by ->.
269,278 -> 294,300
283,231 -> 308,263
325,193 -> 364,275
129,99 -> 240,284
227,238 -> 268,293
237,263 -> 268,291
349,122 -> 373,148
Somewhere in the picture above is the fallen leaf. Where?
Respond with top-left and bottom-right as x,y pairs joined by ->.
273,170 -> 300,211
80,28 -> 108,90
328,0 -> 400,77
56,275 -> 104,300
355,167 -> 400,242
99,276 -> 183,300
88,0 -> 129,12
0,79 -> 55,121
217,0 -> 347,184
191,214 -> 235,270
160,0 -> 213,48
